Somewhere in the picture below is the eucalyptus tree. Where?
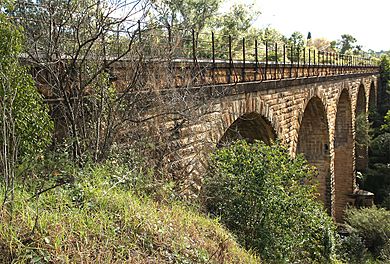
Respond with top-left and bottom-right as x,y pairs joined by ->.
151,0 -> 222,33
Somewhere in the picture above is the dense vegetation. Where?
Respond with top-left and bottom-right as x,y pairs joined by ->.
0,161 -> 259,263
339,55 -> 390,263
361,55 -> 390,209
337,207 -> 390,263
204,141 -> 336,263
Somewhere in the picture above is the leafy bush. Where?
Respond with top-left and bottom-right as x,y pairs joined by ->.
344,207 -> 390,260
356,113 -> 372,148
369,132 -> 390,165
336,233 -> 368,264
362,165 -> 390,209
0,7 -> 53,162
364,131 -> 390,208
204,140 -> 336,263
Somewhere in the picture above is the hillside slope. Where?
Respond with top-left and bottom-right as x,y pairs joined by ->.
0,175 -> 259,263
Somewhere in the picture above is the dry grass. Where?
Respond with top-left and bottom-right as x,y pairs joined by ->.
0,170 -> 259,264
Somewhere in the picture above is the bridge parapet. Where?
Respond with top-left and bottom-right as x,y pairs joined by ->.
109,58 -> 379,92
172,60 -> 379,87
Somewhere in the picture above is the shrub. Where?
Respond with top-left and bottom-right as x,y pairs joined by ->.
369,132 -> 390,165
0,6 -> 53,163
336,233 -> 368,264
344,207 -> 390,260
362,165 -> 390,209
204,140 -> 336,263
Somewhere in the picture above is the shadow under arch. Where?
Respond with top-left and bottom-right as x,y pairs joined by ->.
355,83 -> 368,172
356,84 -> 367,115
369,81 -> 377,111
296,96 -> 331,212
218,112 -> 277,146
334,89 -> 354,222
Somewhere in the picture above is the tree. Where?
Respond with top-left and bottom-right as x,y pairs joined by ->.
13,0 -> 221,194
13,0 -> 150,162
309,38 -> 334,52
339,34 -> 357,54
0,1 -> 53,206
151,0 -> 222,33
287,31 -> 305,63
204,140 -> 336,263
207,3 -> 261,59
288,31 -> 305,47
361,57 -> 390,208
343,207 -> 390,260
356,112 -> 372,148
364,110 -> 390,208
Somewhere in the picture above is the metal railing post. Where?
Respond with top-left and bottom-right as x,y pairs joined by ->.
275,42 -> 278,79
228,35 -> 233,83
290,45 -> 293,78
192,29 -> 196,64
265,41 -> 268,80
255,39 -> 258,81
212,31 -> 215,83
297,46 -> 300,77
308,49 -> 311,77
242,37 -> 246,82
283,44 -> 286,79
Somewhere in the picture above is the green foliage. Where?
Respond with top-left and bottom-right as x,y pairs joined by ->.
356,113 -> 372,148
204,3 -> 263,60
0,161 -> 260,263
344,207 -> 390,260
0,7 -> 52,160
362,165 -> 390,209
380,55 -> 390,84
339,34 -> 358,55
379,55 -> 390,111
368,110 -> 384,136
369,132 -> 390,165
209,3 -> 259,37
0,5 -> 53,194
152,0 -> 222,32
381,110 -> 390,132
363,109 -> 390,208
288,31 -> 305,47
336,233 -> 368,264
204,140 -> 336,263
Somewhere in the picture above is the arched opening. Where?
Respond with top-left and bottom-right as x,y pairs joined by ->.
218,112 -> 276,146
334,90 -> 354,222
368,81 -> 376,112
297,97 -> 331,211
355,84 -> 368,172
356,84 -> 367,115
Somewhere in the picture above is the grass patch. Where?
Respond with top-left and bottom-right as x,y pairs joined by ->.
0,164 -> 259,263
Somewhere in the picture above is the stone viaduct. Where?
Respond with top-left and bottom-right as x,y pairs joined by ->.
40,53 -> 380,222
148,61 -> 380,222
20,12 -> 380,222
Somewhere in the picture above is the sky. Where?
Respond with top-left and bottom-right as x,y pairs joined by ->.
222,0 -> 390,52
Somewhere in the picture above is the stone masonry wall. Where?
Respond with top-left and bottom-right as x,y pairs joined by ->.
177,74 -> 378,221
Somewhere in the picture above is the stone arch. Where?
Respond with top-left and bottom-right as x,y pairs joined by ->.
296,96 -> 331,211
218,112 -> 276,146
356,84 -> 367,115
368,81 -> 377,112
334,89 -> 354,222
355,84 -> 368,172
